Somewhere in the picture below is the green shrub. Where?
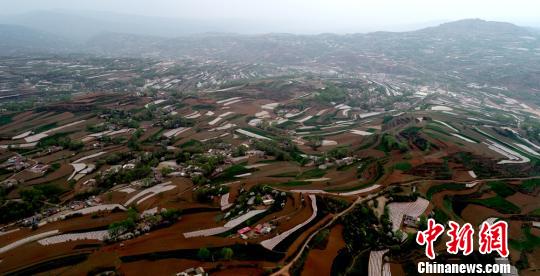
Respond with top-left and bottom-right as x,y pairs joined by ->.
521,179 -> 540,193
220,247 -> 234,260
197,247 -> 211,260
488,181 -> 516,197
426,183 -> 467,200
296,168 -> 326,179
393,162 -> 412,171
469,196 -> 521,214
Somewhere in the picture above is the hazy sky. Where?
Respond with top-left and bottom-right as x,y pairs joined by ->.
2,0 -> 539,33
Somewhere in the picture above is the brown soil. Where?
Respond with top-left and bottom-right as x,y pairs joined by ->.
506,192 -> 540,214
301,224 -> 345,276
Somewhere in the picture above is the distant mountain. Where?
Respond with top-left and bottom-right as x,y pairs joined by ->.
0,24 -> 74,56
419,18 -> 529,36
527,27 -> 540,35
0,18 -> 538,93
84,32 -> 166,58
0,18 -> 536,59
0,10 -> 271,41
85,19 -> 539,65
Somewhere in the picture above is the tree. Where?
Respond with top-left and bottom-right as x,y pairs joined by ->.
192,174 -> 207,185
161,209 -> 181,221
255,195 -> 263,205
68,140 -> 84,151
160,166 -> 174,176
108,208 -> 138,237
313,229 -> 330,246
197,247 -> 211,260
68,179 -> 76,189
220,247 -> 234,260
128,138 -> 141,151
232,145 -> 248,157
327,147 -> 348,159
20,188 -> 45,207
105,153 -> 121,165
305,136 -> 323,151
394,230 -> 404,241
418,215 -> 428,231
127,208 -> 138,221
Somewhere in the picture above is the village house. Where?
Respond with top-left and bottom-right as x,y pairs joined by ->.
69,201 -> 86,211
1,178 -> 18,189
28,164 -> 49,174
122,163 -> 136,170
238,226 -> 251,235
176,267 -> 207,276
402,215 -> 420,228
83,179 -> 97,187
5,155 -> 30,171
335,157 -> 355,167
262,194 -> 275,206
106,165 -> 122,174
246,150 -> 265,158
